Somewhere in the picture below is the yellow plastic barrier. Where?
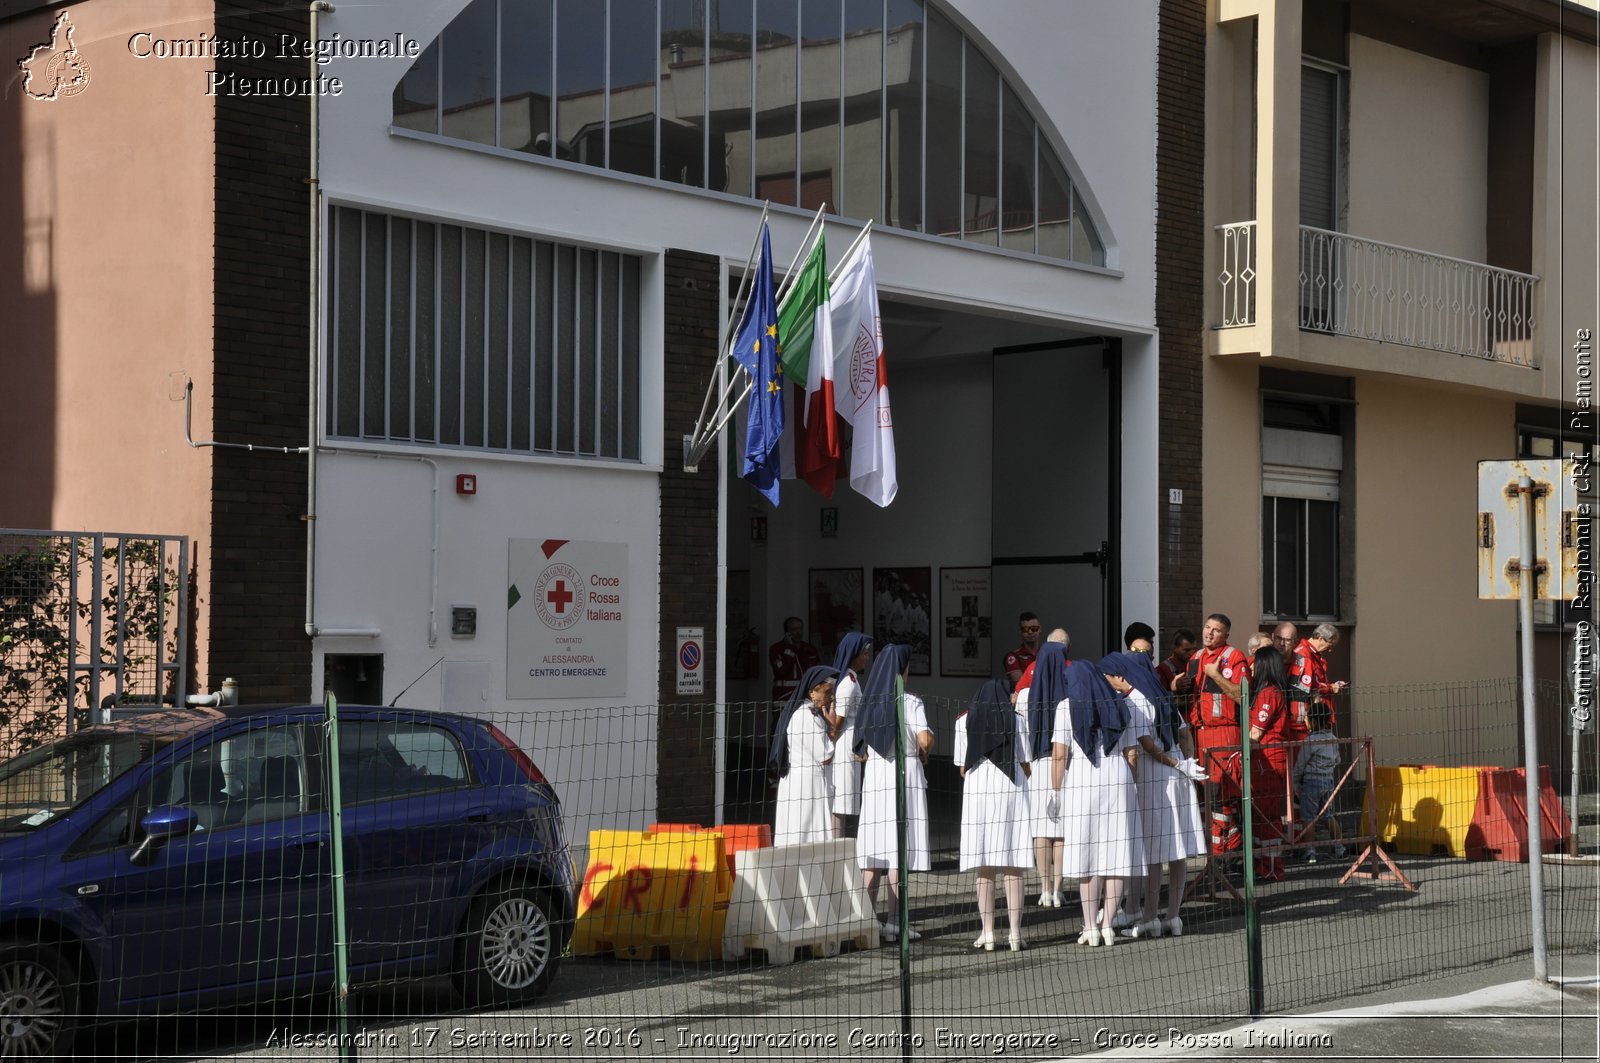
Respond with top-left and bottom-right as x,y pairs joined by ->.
571,829 -> 731,961
1364,765 -> 1482,857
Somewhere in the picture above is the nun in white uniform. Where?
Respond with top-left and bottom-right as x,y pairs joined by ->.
1101,651 -> 1207,939
854,644 -> 932,941
1049,659 -> 1143,947
768,664 -> 841,846
1024,642 -> 1071,907
829,633 -> 873,835
953,678 -> 1032,951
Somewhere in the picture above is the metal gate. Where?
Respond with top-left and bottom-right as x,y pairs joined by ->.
0,529 -> 189,755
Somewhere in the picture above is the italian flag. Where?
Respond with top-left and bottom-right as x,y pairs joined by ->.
776,235 -> 840,497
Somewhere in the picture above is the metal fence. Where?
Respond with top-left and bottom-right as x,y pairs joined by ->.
0,530 -> 189,756
5,677 -> 1596,1061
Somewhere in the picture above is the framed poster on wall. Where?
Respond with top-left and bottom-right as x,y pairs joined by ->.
808,568 -> 864,664
939,566 -> 993,678
872,567 -> 933,675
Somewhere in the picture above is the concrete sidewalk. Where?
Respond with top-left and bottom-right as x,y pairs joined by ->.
1077,954 -> 1599,1061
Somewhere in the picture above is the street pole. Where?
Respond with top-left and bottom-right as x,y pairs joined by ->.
1517,475 -> 1549,984
1240,676 -> 1263,1017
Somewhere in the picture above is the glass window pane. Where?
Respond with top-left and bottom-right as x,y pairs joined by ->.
923,6 -> 961,238
621,256 -> 641,460
1307,500 -> 1339,616
884,0 -> 922,231
534,242 -> 555,452
1071,184 -> 1105,265
415,222 -> 437,443
1000,84 -> 1034,253
555,244 -> 578,451
333,208 -> 362,437
394,38 -> 440,134
440,0 -> 499,146
439,225 -> 462,446
599,253 -> 620,456
462,228 -> 487,447
487,231 -> 510,449
838,0 -> 882,220
1038,141 -> 1071,260
556,0 -> 608,166
962,38 -> 998,246
708,0 -> 755,196
577,248 -> 599,454
388,218 -> 412,440
502,0 -> 553,154
611,0 -> 660,177
754,0 -> 800,206
362,216 -> 388,437
797,0 -> 841,213
661,0 -> 709,187
511,237 -> 533,451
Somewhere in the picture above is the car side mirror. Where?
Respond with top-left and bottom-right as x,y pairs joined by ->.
130,805 -> 199,866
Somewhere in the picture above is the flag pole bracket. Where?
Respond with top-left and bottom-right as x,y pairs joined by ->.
683,434 -> 701,474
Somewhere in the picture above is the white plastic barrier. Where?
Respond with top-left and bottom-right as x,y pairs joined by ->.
720,838 -> 880,964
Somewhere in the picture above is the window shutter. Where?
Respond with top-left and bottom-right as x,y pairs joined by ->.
1300,66 -> 1338,231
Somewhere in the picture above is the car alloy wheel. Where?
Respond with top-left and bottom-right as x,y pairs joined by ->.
0,945 -> 73,1059
456,884 -> 559,1006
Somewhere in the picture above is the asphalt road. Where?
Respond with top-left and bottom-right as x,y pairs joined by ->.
96,849 -> 1595,1062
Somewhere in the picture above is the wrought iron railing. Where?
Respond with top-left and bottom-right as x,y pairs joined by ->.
1215,221 -> 1539,367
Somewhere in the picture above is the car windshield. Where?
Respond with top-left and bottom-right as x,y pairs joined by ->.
0,733 -> 169,832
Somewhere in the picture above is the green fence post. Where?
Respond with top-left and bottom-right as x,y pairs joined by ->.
894,674 -> 911,1063
1240,676 -> 1263,1017
323,692 -> 355,1061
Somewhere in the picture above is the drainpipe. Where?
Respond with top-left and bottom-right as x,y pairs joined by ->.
305,1 -> 334,639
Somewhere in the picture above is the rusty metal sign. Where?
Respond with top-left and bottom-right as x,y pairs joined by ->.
1476,459 -> 1583,601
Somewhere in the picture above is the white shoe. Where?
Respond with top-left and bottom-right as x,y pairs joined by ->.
905,927 -> 922,942
1038,891 -> 1052,907
1100,927 -> 1117,947
878,921 -> 898,941
1008,935 -> 1028,952
1051,890 -> 1063,908
1077,927 -> 1097,946
1164,916 -> 1184,938
973,930 -> 996,950
1111,909 -> 1134,930
1121,918 -> 1162,940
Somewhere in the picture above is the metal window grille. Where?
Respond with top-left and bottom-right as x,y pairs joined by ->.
328,205 -> 642,461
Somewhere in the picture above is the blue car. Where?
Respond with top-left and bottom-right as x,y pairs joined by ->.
0,704 -> 575,1058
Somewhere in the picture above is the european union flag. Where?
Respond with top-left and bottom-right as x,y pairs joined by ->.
731,224 -> 783,505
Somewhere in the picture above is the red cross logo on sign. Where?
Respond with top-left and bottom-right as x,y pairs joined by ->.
534,563 -> 584,630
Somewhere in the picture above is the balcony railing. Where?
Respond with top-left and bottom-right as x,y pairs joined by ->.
1215,222 -> 1539,367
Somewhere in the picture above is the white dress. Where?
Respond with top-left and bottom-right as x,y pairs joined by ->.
1018,688 -> 1058,839
774,708 -> 834,846
1053,697 -> 1145,878
1124,690 -> 1207,864
831,670 -> 863,815
857,693 -> 931,871
953,711 -> 1032,871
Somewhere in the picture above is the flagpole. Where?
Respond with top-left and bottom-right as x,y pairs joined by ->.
830,219 -> 874,283
775,204 -> 827,311
688,202 -> 771,458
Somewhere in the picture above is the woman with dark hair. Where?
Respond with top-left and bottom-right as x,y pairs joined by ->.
830,633 -> 873,835
953,678 -> 1032,951
768,665 -> 841,847
1049,659 -> 1142,947
1248,644 -> 1293,880
1101,651 -> 1207,939
854,644 -> 933,941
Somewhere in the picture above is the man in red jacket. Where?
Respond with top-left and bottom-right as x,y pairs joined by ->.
1289,623 -> 1347,737
1177,614 -> 1247,781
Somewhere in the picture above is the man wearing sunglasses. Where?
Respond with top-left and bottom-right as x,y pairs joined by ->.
1005,612 -> 1043,687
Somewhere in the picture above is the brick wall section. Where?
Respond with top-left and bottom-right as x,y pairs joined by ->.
657,250 -> 722,823
1156,0 -> 1207,641
207,1 -> 312,701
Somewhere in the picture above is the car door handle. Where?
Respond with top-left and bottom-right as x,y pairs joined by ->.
292,837 -> 329,849
466,809 -> 491,823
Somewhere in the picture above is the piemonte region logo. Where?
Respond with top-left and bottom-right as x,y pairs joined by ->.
533,562 -> 585,631
19,12 -> 91,101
